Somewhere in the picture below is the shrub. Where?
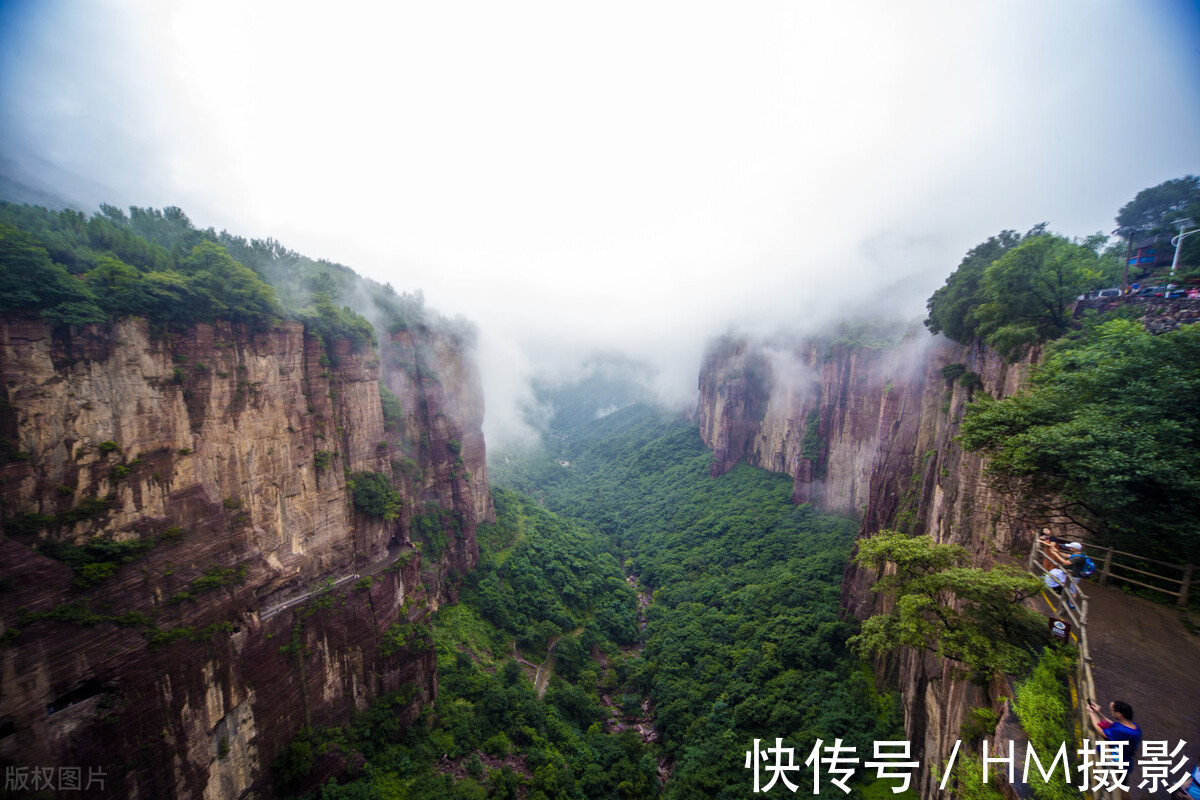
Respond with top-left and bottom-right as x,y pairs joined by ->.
73,561 -> 118,587
960,706 -> 1000,746
1013,648 -> 1076,800
380,384 -> 403,431
412,503 -> 458,558
482,732 -> 513,758
392,457 -> 422,482
347,471 -> 402,521
98,440 -> 121,454
940,362 -> 967,383
159,526 -> 185,542
379,621 -> 429,656
800,408 -> 822,461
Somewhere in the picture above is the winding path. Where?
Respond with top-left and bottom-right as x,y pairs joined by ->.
534,626 -> 583,698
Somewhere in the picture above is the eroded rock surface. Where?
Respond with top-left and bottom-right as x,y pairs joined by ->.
0,316 -> 490,798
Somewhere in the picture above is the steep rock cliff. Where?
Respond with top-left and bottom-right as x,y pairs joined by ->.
0,315 -> 490,798
698,332 -> 934,514
697,331 -> 1040,798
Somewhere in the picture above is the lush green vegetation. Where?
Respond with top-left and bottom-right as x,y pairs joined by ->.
274,486 -> 659,800
1012,649 -> 1079,800
277,401 -> 901,798
970,234 -> 1105,358
35,527 -> 172,587
347,471 -> 403,521
848,531 -> 1044,680
0,202 -> 450,349
924,226 -> 1037,346
468,488 -> 638,649
959,318 -> 1200,561
411,502 -> 465,561
924,225 -> 1112,358
380,384 -> 404,432
924,175 -> 1200,359
493,404 -> 902,798
1113,175 -> 1200,279
0,214 -> 283,328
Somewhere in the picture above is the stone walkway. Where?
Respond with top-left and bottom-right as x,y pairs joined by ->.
1083,582 -> 1200,749
1073,582 -> 1200,798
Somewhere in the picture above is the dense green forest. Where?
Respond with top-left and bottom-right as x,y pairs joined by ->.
0,202 -> 454,348
922,175 -> 1200,563
275,487 -> 658,799
491,404 -> 902,798
280,402 -> 901,799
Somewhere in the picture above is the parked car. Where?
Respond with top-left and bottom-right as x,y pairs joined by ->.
1094,288 -> 1122,299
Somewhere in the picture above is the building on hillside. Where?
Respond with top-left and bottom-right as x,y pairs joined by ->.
1127,236 -> 1175,270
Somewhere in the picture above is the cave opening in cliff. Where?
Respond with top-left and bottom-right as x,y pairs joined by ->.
46,679 -> 105,715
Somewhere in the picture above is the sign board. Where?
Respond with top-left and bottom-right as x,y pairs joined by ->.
1048,617 -> 1071,644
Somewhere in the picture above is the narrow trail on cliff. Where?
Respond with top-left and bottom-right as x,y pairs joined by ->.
259,543 -> 413,620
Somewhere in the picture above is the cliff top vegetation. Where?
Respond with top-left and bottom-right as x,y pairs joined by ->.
960,317 -> 1200,561
924,175 -> 1200,359
0,202 -> 466,351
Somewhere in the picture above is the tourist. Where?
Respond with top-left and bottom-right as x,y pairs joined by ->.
1086,699 -> 1142,766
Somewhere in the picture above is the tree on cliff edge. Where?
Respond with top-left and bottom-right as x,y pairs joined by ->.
971,234 -> 1103,358
925,227 -> 1103,359
1114,175 -> 1200,240
1114,175 -> 1200,278
925,228 -> 1027,344
849,531 -> 1044,680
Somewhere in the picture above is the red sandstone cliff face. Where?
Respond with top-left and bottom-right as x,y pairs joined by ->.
0,316 -> 489,798
697,331 -> 1040,798
698,333 -> 934,514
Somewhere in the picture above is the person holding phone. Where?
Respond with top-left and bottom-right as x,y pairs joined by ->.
1086,698 -> 1142,767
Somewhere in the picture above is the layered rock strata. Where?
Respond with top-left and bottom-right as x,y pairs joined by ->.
0,315 -> 490,798
697,331 -> 1040,799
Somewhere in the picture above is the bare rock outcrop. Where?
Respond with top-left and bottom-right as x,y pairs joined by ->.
0,315 -> 488,798
696,330 -> 1042,799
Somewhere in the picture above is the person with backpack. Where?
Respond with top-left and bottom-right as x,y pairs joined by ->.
1064,542 -> 1096,579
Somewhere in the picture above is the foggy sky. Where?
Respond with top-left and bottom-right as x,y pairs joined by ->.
2,0 -> 1199,446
